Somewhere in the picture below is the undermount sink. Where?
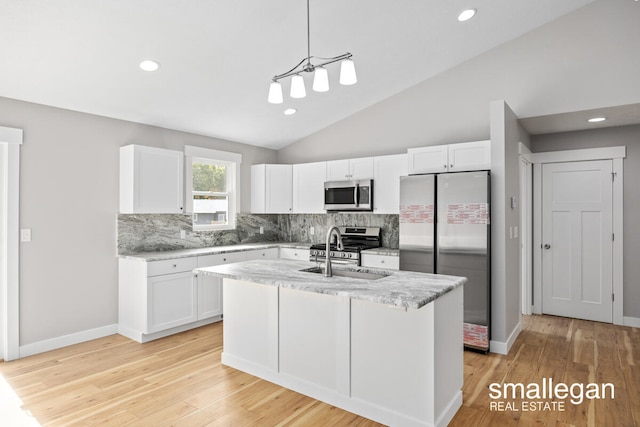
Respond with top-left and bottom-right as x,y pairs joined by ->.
300,266 -> 389,281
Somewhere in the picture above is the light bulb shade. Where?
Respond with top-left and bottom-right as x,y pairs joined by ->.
339,58 -> 357,85
290,74 -> 306,98
312,67 -> 329,92
268,81 -> 283,104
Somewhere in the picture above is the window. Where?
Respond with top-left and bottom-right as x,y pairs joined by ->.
185,146 -> 242,231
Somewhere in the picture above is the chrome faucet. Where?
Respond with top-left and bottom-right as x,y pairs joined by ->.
325,226 -> 344,277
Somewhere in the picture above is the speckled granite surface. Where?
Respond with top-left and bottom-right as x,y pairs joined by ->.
119,242 -> 311,261
195,259 -> 465,309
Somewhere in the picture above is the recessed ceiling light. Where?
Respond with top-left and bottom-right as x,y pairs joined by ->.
139,60 -> 160,72
588,117 -> 606,123
458,8 -> 477,22
284,108 -> 297,116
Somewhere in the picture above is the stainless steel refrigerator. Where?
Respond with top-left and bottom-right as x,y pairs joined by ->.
399,171 -> 490,351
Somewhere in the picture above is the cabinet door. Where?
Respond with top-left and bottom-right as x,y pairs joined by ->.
197,252 -> 246,319
407,145 -> 449,175
373,154 -> 407,214
147,272 -> 197,333
120,145 -> 184,214
448,140 -> 491,172
251,164 -> 266,213
266,165 -> 293,213
326,160 -> 351,181
293,162 -> 327,213
349,157 -> 374,180
196,274 -> 223,319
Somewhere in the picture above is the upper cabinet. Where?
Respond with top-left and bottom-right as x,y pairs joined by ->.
293,161 -> 326,213
120,144 -> 184,214
373,154 -> 408,214
326,157 -> 374,181
251,164 -> 292,213
407,140 -> 491,175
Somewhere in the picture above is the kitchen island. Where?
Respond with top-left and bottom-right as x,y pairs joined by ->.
195,259 -> 466,427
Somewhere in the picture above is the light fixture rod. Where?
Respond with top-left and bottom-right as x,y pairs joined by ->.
307,0 -> 311,67
272,53 -> 353,82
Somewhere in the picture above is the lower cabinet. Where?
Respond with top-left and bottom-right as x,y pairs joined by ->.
148,271 -> 198,333
360,253 -> 400,270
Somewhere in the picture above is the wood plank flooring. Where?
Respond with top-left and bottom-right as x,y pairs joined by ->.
0,314 -> 638,426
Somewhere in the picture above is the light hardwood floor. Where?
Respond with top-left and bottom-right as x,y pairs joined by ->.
0,314 -> 638,426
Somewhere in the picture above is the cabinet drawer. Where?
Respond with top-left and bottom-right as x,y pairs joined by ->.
147,257 -> 198,277
245,248 -> 279,261
360,254 -> 399,270
279,248 -> 310,260
198,251 -> 247,267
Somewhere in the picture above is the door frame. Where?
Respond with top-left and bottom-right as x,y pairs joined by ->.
532,146 -> 625,325
1,126 -> 22,361
519,143 -> 533,315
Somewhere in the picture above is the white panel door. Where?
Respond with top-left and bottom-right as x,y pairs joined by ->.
541,160 -> 613,322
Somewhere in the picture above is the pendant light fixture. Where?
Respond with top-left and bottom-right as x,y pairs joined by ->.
267,0 -> 357,104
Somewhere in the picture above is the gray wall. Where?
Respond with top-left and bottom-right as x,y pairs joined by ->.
0,96 -> 277,346
490,101 -> 528,350
531,124 -> 640,318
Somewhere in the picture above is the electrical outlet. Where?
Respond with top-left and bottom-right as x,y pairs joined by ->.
310,227 -> 315,235
180,230 -> 186,239
260,226 -> 264,234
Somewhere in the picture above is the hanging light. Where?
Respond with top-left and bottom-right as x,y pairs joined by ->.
290,74 -> 306,98
312,66 -> 329,92
268,81 -> 283,104
267,0 -> 356,103
339,58 -> 357,85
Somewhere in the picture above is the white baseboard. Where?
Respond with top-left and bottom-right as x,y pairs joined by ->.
490,321 -> 522,355
118,317 -> 221,343
19,324 -> 118,358
623,316 -> 640,328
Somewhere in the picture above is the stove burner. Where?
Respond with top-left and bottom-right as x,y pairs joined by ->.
309,227 -> 381,266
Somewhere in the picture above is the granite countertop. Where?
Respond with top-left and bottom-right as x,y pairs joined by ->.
119,242 -> 311,261
195,259 -> 465,309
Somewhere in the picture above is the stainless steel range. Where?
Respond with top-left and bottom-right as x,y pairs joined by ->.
309,227 -> 381,266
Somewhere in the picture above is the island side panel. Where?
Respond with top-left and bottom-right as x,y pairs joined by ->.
279,287 -> 351,396
350,299 -> 435,425
221,279 -> 279,373
350,285 -> 463,427
434,285 -> 464,426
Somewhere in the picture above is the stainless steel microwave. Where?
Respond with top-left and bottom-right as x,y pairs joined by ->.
324,179 -> 373,211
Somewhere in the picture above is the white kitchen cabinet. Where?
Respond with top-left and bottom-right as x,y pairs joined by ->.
373,153 -> 407,214
251,164 -> 292,213
119,256 -> 200,342
195,251 -> 247,319
326,157 -> 374,181
407,140 -> 490,174
279,247 -> 310,261
293,161 -> 326,213
360,253 -> 400,270
448,140 -> 491,172
120,144 -> 184,214
148,271 -> 197,333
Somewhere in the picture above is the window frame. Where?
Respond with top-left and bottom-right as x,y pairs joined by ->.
184,145 -> 242,231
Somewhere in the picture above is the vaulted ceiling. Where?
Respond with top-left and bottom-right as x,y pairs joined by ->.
0,0 -> 603,149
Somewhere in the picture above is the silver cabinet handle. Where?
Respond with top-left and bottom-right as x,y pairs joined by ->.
544,244 -> 551,249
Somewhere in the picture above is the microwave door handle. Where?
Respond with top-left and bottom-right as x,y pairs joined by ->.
354,183 -> 360,207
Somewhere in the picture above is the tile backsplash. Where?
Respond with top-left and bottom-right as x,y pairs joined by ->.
118,212 -> 399,254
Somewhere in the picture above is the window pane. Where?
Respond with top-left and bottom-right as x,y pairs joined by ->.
193,195 -> 228,225
193,163 -> 227,192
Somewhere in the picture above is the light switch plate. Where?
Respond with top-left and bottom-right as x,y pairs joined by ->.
21,228 -> 32,242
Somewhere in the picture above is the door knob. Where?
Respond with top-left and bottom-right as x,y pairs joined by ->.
544,244 -> 551,250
